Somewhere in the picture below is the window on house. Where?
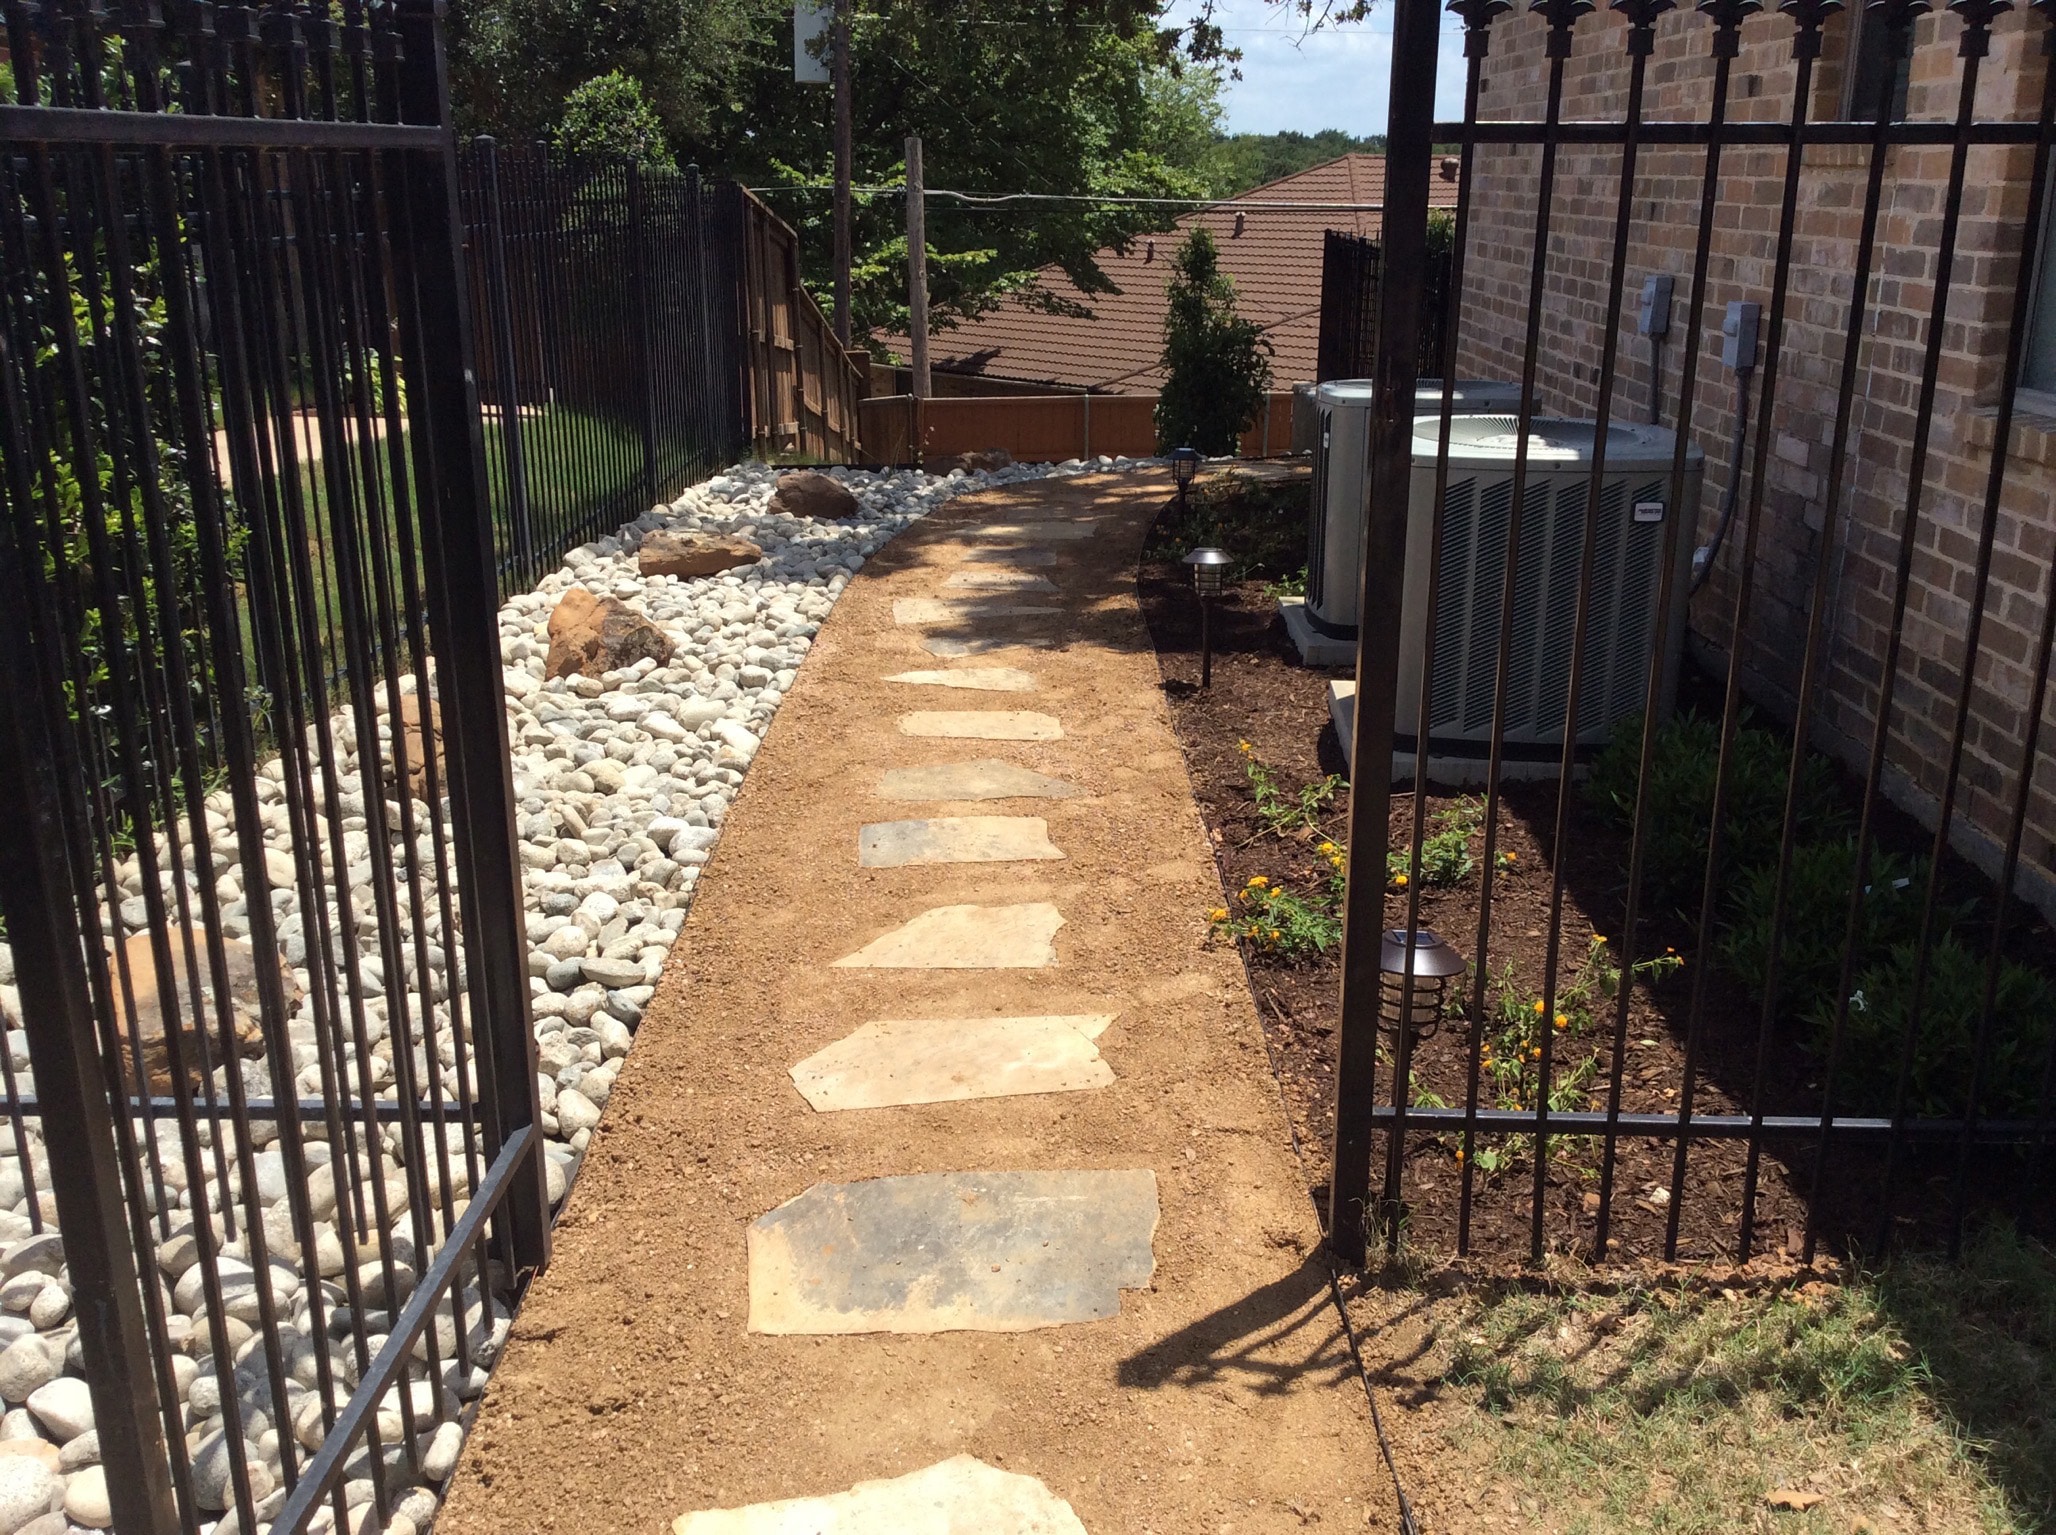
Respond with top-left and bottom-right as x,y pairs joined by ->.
2023,192 -> 2056,395
1843,4 -> 1912,122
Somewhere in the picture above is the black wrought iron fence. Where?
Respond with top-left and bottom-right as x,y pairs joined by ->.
0,3 -> 549,1533
1329,0 -> 2056,1270
458,142 -> 748,597
1315,227 -> 1454,383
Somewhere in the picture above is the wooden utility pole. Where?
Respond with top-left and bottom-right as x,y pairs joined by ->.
831,0 -> 852,345
906,132 -> 930,397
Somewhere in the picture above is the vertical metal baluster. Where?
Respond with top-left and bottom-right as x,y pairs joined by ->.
1330,0 -> 1444,1266
1871,0 -> 2018,1252
1531,0 -> 1672,1262
1664,0 -> 1836,1262
1448,0 -> 1514,1258
1779,0 -> 1930,1262
1596,0 -> 1758,1260
1948,0 -> 2056,1256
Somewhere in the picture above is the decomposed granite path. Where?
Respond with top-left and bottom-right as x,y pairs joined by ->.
438,472 -> 1394,1535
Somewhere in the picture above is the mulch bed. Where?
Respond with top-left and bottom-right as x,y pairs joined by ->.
1136,507 -> 2034,1266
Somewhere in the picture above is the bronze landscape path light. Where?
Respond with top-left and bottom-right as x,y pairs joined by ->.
1182,546 -> 1230,689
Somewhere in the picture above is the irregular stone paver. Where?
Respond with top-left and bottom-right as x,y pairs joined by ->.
789,1014 -> 1115,1111
830,903 -> 1064,969
858,816 -> 1064,868
956,546 -> 1058,566
918,634 -> 1052,659
876,760 -> 1079,802
746,1170 -> 1158,1334
941,571 -> 1060,593
897,711 -> 1062,741
892,598 -> 1062,625
672,1455 -> 1089,1535
885,668 -> 1039,692
971,523 -> 1095,541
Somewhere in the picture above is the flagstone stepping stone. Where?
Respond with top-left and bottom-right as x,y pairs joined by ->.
672,1455 -> 1089,1535
746,1169 -> 1159,1334
893,597 -> 1061,624
943,571 -> 1060,592
790,1014 -> 1115,1111
957,546 -> 1059,566
831,903 -> 1063,968
972,522 -> 1095,541
858,816 -> 1064,868
918,633 -> 1053,659
885,668 -> 1039,692
898,711 -> 1062,741
877,760 -> 1079,801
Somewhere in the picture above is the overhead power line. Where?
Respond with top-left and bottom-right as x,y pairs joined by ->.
745,184 -> 1392,213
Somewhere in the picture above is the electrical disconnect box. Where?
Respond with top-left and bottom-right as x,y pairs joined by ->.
1638,274 -> 1673,337
1722,300 -> 1762,372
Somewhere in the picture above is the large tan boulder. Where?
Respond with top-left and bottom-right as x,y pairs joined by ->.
543,588 -> 674,680
768,470 -> 859,521
637,530 -> 763,579
115,928 -> 291,1094
394,692 -> 442,801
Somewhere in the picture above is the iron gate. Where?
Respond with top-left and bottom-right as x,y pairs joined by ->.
1332,0 -> 2056,1268
0,0 -> 548,1529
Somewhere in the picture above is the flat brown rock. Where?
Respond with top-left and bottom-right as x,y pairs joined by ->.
769,469 -> 859,521
875,761 -> 1080,802
639,530 -> 763,579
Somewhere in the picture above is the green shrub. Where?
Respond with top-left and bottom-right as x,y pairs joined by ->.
1720,839 -> 1939,1025
553,71 -> 668,165
1808,936 -> 2056,1118
1585,712 -> 1846,917
1154,228 -> 1273,456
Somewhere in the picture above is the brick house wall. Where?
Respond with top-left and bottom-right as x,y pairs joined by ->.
1451,3 -> 2056,914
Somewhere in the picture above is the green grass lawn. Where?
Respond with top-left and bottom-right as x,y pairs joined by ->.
1359,1223 -> 2056,1533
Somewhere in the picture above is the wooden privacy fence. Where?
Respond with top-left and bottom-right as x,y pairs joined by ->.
860,389 -> 1301,467
738,190 -> 866,463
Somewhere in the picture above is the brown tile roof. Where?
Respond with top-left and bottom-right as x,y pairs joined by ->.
877,154 -> 1461,395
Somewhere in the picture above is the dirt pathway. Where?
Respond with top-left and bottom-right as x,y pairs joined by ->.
438,472 -> 1396,1534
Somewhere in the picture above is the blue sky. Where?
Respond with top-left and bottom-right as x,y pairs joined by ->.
1196,1 -> 1469,136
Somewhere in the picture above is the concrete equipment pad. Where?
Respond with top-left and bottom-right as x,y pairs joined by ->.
672,1455 -> 1089,1535
897,711 -> 1062,741
886,668 -> 1039,692
746,1170 -> 1159,1334
875,761 -> 1079,802
858,816 -> 1064,868
789,1014 -> 1116,1111
830,903 -> 1064,969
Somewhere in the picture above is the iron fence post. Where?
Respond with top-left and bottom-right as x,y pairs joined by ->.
1328,0 -> 1441,1266
478,135 -> 535,576
0,556 -> 179,1532
391,0 -> 551,1283
628,159 -> 662,510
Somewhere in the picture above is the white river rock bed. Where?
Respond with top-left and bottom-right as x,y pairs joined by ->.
0,455 -> 1153,1534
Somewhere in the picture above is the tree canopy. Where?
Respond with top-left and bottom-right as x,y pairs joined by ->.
445,2 -> 1378,349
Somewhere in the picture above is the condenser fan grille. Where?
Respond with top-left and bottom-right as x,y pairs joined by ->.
1428,473 -> 1674,744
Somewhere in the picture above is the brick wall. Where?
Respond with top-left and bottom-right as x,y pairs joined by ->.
1451,4 -> 2056,915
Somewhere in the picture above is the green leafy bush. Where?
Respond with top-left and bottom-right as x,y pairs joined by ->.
1585,712 -> 1846,917
1720,839 -> 1940,1025
1809,936 -> 2056,1118
553,71 -> 668,165
1154,228 -> 1273,456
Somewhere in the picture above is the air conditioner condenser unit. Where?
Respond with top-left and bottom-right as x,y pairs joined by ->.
1389,414 -> 1704,777
1286,378 -> 1523,667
